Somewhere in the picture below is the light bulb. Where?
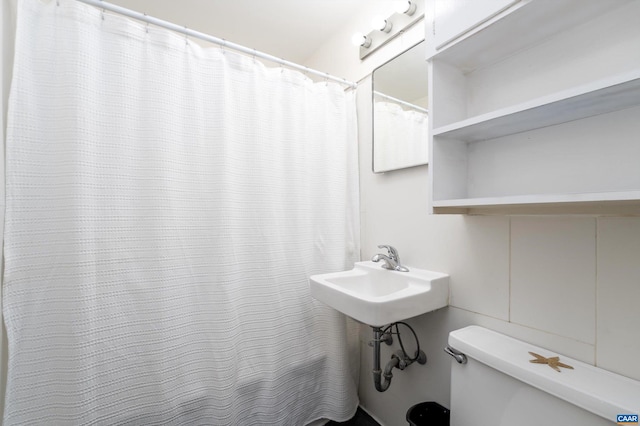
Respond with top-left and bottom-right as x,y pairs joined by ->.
371,16 -> 392,33
394,0 -> 417,15
351,32 -> 371,48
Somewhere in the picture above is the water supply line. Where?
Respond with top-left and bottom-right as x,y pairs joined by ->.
370,322 -> 427,392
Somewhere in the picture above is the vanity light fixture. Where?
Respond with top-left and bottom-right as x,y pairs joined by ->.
353,0 -> 424,59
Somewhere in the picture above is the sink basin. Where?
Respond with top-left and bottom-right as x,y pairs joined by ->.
309,261 -> 449,326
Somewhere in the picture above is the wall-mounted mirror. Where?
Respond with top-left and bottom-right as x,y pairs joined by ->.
372,40 -> 428,173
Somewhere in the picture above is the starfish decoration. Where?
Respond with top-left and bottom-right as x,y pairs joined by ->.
529,352 -> 574,372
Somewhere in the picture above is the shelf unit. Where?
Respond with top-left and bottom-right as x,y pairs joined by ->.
427,0 -> 640,213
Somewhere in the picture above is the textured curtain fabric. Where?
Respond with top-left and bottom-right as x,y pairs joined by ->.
3,1 -> 360,424
373,100 -> 428,172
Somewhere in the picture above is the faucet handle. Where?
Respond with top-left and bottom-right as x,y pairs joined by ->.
377,245 -> 399,261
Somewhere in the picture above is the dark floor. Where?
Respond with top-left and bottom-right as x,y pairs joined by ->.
326,407 -> 381,426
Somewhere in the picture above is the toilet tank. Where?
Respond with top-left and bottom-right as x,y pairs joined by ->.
448,326 -> 640,426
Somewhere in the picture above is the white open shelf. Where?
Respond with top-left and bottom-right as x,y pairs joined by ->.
429,0 -> 633,72
428,0 -> 640,213
433,191 -> 640,210
433,70 -> 640,143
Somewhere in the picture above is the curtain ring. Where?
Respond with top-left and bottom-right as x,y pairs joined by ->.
100,0 -> 105,20
221,39 -> 227,54
184,26 -> 189,45
252,49 -> 257,63
144,13 -> 149,33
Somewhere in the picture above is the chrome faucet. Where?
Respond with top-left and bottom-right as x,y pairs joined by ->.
371,245 -> 409,272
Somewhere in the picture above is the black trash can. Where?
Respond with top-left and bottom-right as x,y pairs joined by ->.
406,401 -> 450,426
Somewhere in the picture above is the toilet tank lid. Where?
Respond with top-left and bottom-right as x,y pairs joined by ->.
449,326 -> 640,422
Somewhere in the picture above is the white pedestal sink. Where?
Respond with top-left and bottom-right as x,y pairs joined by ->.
309,261 -> 449,326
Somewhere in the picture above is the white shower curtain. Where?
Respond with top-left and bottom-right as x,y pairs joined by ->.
3,1 -> 360,424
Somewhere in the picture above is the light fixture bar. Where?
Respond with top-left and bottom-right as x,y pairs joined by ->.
358,0 -> 425,60
75,0 -> 357,88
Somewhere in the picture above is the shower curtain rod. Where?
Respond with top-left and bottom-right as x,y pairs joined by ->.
75,0 -> 357,89
373,91 -> 428,113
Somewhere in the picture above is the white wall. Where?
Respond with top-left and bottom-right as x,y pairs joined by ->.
306,7 -> 640,426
